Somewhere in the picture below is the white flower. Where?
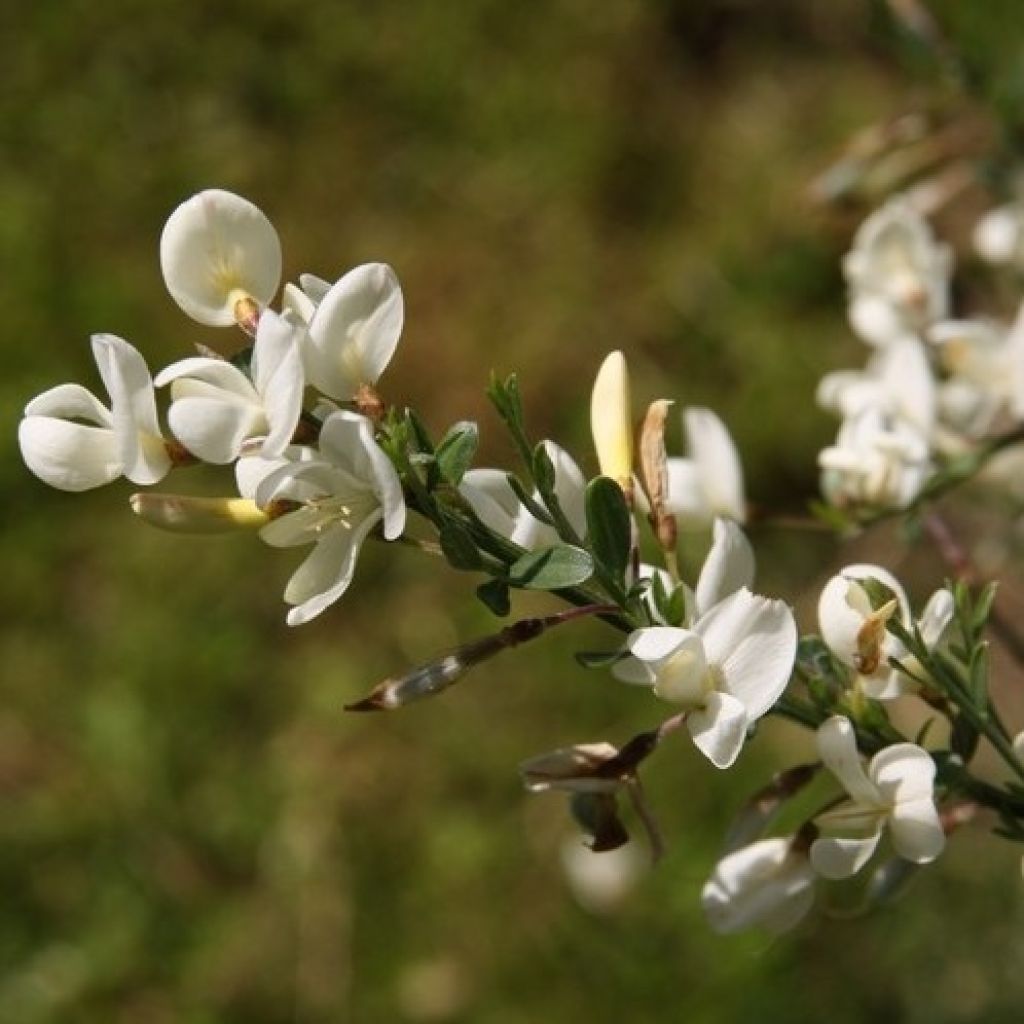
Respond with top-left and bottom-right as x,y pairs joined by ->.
155,309 -> 305,463
459,441 -> 586,550
613,584 -> 797,769
701,837 -> 816,934
160,189 -> 282,326
818,407 -> 931,510
299,263 -> 404,401
817,336 -> 936,437
817,565 -> 953,701
810,716 -> 944,878
817,564 -> 909,700
844,197 -> 951,346
19,334 -> 171,492
664,407 -> 746,526
238,410 -> 406,626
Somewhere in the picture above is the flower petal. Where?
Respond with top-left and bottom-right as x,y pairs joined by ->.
18,416 -> 121,491
816,715 -> 881,806
627,626 -> 695,665
870,743 -> 936,804
664,457 -> 711,525
702,837 -> 815,935
694,518 -> 755,617
160,189 -> 282,326
168,397 -> 264,464
888,796 -> 945,864
687,691 -> 749,769
809,832 -> 881,879
697,589 -> 797,720
24,383 -> 112,426
305,263 -> 403,399
251,310 -> 305,458
545,440 -> 588,539
918,588 -> 954,649
284,508 -> 382,625
155,357 -> 255,398
91,334 -> 169,485
684,407 -> 746,522
459,469 -> 521,540
610,656 -> 656,686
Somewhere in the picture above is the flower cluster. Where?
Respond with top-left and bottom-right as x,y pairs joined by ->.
818,198 -> 1024,513
19,189 -> 407,625
18,187 -> 1024,938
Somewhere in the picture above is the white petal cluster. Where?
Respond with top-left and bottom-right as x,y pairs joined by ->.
843,198 -> 951,346
810,716 -> 945,878
817,195 -> 1024,512
155,309 -> 306,463
817,563 -> 952,700
613,520 -> 796,768
19,189 -> 409,626
19,334 -> 171,491
284,263 -> 404,401
237,410 -> 406,626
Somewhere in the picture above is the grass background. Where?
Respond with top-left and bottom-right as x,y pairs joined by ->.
4,1 -> 1024,1020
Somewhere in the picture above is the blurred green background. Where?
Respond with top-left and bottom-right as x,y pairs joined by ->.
5,1 -> 1024,1021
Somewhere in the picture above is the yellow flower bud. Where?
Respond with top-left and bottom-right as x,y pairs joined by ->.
590,351 -> 633,499
130,493 -> 269,533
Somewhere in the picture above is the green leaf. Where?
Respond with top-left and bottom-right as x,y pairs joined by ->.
971,582 -> 999,642
969,643 -> 990,713
585,476 -> 631,582
506,474 -> 554,525
486,372 -> 525,429
575,649 -> 626,669
476,579 -> 511,617
435,421 -> 479,485
508,544 -> 594,590
532,442 -> 556,494
404,408 -> 436,455
438,518 -> 483,571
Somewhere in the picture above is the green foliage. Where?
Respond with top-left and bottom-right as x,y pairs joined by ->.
507,544 -> 594,590
584,476 -> 632,587
435,420 -> 479,485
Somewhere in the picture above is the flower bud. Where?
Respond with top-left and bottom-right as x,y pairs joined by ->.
590,351 -> 633,501
130,492 -> 269,533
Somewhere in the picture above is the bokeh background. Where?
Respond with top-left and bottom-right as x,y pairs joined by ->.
5,1 -> 1024,1021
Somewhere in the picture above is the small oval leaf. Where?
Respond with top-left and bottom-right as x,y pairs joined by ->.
509,544 -> 594,590
585,476 -> 631,582
435,421 -> 479,485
